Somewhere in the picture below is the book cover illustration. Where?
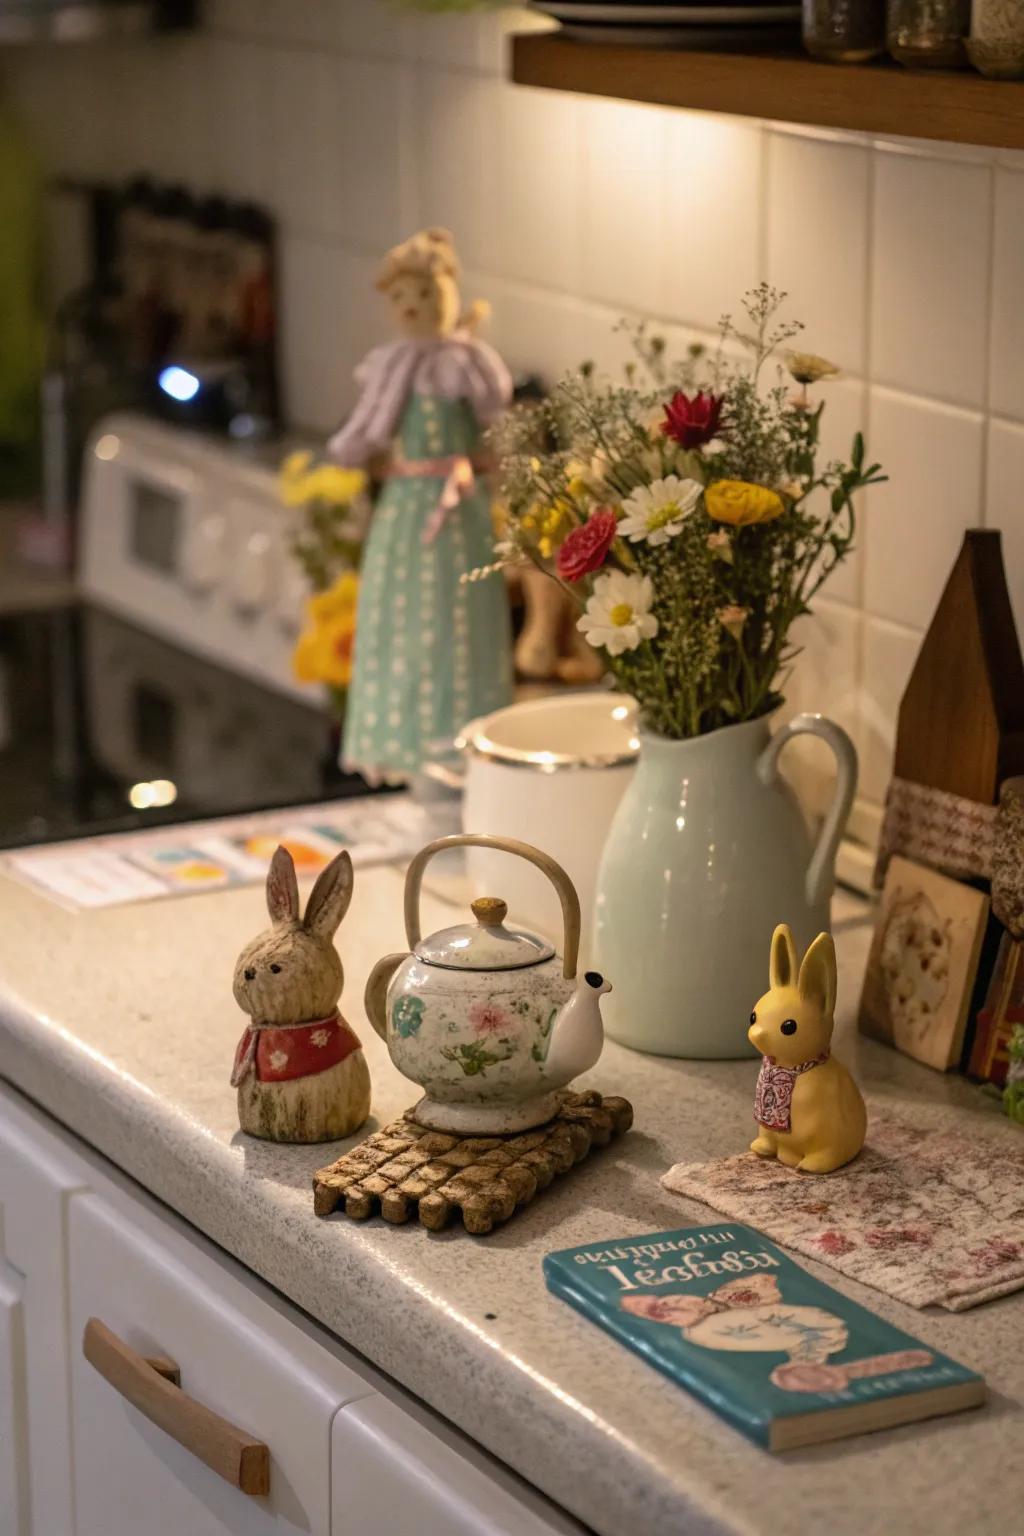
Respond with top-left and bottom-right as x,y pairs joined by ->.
544,1224 -> 985,1449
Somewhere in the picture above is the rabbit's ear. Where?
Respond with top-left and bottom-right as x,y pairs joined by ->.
304,850 -> 354,940
769,924 -> 798,990
266,846 -> 300,927
798,932 -> 837,1018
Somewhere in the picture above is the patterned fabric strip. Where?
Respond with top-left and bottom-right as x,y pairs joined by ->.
874,776 -> 997,889
875,775 -> 1024,938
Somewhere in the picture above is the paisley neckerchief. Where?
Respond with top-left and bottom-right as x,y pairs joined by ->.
754,1050 -> 830,1132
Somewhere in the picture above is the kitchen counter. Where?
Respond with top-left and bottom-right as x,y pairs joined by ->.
0,860 -> 1019,1536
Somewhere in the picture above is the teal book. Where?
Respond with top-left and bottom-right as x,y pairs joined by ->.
544,1224 -> 986,1451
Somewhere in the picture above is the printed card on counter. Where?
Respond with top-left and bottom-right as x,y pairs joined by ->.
4,795 -> 430,912
544,1224 -> 986,1451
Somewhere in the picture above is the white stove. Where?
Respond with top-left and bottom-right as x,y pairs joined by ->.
79,413 -> 316,703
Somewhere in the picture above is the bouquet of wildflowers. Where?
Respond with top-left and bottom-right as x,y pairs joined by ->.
487,286 -> 884,739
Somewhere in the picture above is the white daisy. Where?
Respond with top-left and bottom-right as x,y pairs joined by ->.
269,1049 -> 289,1071
618,475 -> 702,546
578,571 -> 659,657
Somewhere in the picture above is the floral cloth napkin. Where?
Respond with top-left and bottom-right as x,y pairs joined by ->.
662,1116 -> 1024,1311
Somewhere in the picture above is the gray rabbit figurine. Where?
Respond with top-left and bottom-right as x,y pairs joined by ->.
231,845 -> 371,1143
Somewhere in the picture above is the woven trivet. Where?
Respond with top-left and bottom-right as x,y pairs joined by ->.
313,1090 -> 633,1234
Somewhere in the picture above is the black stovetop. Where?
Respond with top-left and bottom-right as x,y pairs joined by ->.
0,603 -> 378,850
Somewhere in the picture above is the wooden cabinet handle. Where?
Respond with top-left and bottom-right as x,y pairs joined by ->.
82,1317 -> 270,1496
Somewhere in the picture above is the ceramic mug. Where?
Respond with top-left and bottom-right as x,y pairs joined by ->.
428,692 -> 639,941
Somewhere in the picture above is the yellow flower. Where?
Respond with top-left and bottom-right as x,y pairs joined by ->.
305,465 -> 367,505
292,571 -> 360,688
520,501 -> 572,559
787,352 -> 840,386
705,480 -> 785,528
278,453 -> 366,509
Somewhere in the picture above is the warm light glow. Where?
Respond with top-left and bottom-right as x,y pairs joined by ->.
94,434 -> 120,461
611,705 -> 629,721
128,779 -> 178,810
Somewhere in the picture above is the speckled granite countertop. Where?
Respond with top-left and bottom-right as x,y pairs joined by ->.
0,862 -> 1019,1536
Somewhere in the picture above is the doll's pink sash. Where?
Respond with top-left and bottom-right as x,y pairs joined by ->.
387,453 -> 491,544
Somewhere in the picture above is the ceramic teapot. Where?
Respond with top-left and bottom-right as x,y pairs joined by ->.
364,833 -> 612,1134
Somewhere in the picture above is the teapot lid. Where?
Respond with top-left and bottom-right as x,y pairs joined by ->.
414,897 -> 555,971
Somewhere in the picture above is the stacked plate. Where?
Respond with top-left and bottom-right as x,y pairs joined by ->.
529,0 -> 802,49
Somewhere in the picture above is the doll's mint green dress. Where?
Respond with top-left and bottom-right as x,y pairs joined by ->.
342,392 -> 513,782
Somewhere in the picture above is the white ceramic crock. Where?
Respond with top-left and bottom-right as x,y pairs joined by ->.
441,692 -> 639,942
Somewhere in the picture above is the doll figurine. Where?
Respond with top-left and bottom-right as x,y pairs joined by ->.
327,227 -> 514,783
747,924 -> 866,1173
231,846 -> 371,1143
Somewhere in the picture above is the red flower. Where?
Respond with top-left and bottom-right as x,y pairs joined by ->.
661,390 -> 724,449
556,508 -> 619,582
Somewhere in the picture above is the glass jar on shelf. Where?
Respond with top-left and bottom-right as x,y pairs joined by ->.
968,0 -> 1024,79
803,0 -> 886,63
887,0 -> 970,68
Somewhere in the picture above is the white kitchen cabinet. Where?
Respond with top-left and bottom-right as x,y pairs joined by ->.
0,1086 -> 86,1536
67,1190 -> 372,1536
331,1394 -> 583,1536
0,1079 -> 581,1536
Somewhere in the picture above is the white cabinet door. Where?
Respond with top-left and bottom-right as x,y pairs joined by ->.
0,1083 -> 85,1536
0,1273 -> 30,1536
68,1191 -> 373,1536
331,1395 -> 584,1536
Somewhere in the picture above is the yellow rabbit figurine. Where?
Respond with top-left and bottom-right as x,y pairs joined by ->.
748,924 -> 866,1174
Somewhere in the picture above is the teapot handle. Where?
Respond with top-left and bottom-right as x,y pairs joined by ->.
756,713 -> 858,911
403,834 -> 581,980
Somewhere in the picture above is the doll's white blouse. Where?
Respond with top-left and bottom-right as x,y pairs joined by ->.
326,334 -> 512,467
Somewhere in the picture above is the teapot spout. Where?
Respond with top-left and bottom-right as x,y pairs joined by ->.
543,970 -> 611,1088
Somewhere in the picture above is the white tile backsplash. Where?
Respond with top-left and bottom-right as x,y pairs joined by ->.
578,95 -> 667,313
765,130 -> 869,376
663,113 -> 763,331
863,387 -> 985,629
870,148 -> 993,409
9,0 -> 1024,815
990,168 -> 1024,422
860,615 -> 923,803
985,417 -> 1024,638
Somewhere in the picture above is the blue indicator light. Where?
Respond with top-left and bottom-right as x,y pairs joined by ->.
158,365 -> 201,402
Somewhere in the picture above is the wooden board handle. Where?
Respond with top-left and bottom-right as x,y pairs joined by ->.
82,1318 -> 270,1497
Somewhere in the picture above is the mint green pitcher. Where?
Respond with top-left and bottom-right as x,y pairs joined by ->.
592,712 -> 858,1059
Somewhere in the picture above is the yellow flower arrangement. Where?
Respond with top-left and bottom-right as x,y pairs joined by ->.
705,480 -> 785,528
279,451 -> 366,509
292,572 -> 360,689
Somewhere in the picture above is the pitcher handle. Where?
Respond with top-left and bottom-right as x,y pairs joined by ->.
403,833 -> 581,979
756,713 -> 858,911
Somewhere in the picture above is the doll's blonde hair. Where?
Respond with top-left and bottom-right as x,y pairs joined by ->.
376,227 -> 459,291
376,227 -> 489,335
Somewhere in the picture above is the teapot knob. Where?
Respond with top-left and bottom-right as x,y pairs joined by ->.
471,896 -> 508,927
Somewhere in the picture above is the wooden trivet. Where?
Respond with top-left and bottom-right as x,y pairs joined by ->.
312,1090 -> 633,1234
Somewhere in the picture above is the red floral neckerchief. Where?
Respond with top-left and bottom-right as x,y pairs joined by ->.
754,1051 -> 830,1132
231,1011 -> 361,1088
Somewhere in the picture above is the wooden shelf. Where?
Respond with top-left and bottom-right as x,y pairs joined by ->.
511,33 -> 1024,151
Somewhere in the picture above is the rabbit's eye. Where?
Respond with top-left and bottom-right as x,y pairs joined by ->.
749,1011 -> 757,1025
780,1019 -> 798,1036
269,963 -> 282,974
